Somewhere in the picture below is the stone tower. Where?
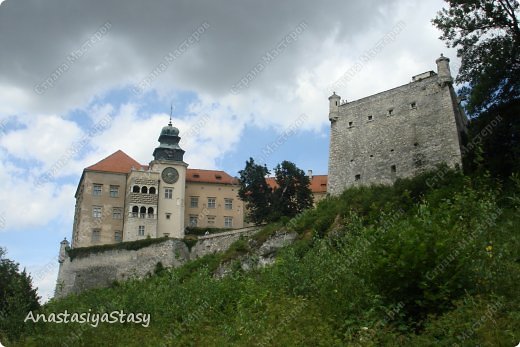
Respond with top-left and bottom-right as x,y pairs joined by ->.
150,120 -> 188,238
327,55 -> 467,196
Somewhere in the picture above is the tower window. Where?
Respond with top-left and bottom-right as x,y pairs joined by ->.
93,184 -> 102,196
368,115 -> 373,121
138,225 -> 145,236
132,185 -> 140,193
348,121 -> 353,127
189,215 -> 198,227
388,109 -> 394,116
166,213 -> 171,220
132,206 -> 139,217
225,198 -> 233,210
355,174 -> 361,181
147,207 -> 154,218
410,102 -> 417,109
110,185 -> 119,197
140,206 -> 146,218
414,142 -> 419,147
112,207 -> 122,220
91,229 -> 101,242
141,186 -> 148,194
164,188 -> 173,199
391,165 -> 397,173
149,187 -> 156,194
92,206 -> 102,218
369,154 -> 374,158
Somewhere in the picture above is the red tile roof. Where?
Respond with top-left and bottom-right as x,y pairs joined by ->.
85,150 -> 144,174
186,169 -> 238,185
266,175 -> 327,194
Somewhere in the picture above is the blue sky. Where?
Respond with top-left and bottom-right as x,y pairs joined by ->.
0,0 -> 459,302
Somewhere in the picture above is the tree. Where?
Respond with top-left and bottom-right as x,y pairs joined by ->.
432,0 -> 519,115
0,247 -> 40,341
271,161 -> 313,221
238,158 -> 272,225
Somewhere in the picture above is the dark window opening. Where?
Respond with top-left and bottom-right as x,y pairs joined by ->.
149,187 -> 156,194
140,206 -> 146,218
141,186 -> 148,194
368,115 -> 373,121
132,185 -> 140,193
355,174 -> 361,181
348,121 -> 353,127
388,109 -> 393,116
410,102 -> 417,109
391,165 -> 397,173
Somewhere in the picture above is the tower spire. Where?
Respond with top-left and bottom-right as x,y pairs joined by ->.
169,104 -> 173,126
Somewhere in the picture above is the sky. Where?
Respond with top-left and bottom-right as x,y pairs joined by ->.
0,0 -> 460,303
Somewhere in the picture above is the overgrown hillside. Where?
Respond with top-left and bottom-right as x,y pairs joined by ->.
11,167 -> 520,346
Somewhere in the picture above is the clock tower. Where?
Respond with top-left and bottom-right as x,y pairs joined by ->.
151,119 -> 188,238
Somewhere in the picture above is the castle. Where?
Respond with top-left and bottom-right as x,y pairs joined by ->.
327,55 -> 467,195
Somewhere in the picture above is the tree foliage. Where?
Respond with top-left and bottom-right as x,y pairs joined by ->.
271,160 -> 313,220
0,247 -> 40,342
238,158 -> 314,224
432,0 -> 520,114
238,158 -> 272,224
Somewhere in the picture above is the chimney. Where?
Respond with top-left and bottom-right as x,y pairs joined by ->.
307,169 -> 313,180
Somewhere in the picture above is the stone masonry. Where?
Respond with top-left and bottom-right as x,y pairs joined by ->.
327,55 -> 467,196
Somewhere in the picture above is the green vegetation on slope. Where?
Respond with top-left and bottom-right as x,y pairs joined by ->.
10,167 -> 520,346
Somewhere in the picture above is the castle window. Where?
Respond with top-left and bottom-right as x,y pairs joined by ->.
92,206 -> 102,218
355,174 -> 361,181
112,207 -> 122,220
164,188 -> 173,199
149,187 -> 156,194
388,109 -> 394,116
190,196 -> 199,208
91,229 -> 100,242
141,186 -> 148,194
368,115 -> 373,121
348,121 -> 353,127
414,142 -> 419,147
110,185 -> 119,198
390,149 -> 394,152
207,215 -> 216,225
410,102 -> 417,109
224,216 -> 233,228
369,154 -> 374,158
114,231 -> 122,242
132,185 -> 140,193
93,184 -> 102,196
189,215 -> 198,227
138,225 -> 145,236
391,165 -> 397,173
224,198 -> 233,210
132,206 -> 139,217
147,207 -> 154,218
166,213 -> 171,220
208,197 -> 216,209
140,206 -> 146,218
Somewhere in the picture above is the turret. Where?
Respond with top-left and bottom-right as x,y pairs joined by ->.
58,238 -> 69,263
436,54 -> 453,86
328,92 -> 341,122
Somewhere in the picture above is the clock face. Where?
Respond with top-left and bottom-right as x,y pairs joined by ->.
162,167 -> 179,184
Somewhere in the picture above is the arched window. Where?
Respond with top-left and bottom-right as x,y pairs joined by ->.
147,207 -> 154,218
132,206 -> 138,217
140,206 -> 146,218
141,186 -> 148,194
133,185 -> 140,193
149,187 -> 156,194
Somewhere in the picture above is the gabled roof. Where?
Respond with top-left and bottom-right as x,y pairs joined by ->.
85,150 -> 144,174
266,175 -> 327,194
186,169 -> 238,185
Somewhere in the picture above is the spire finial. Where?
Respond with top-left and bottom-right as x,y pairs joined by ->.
169,104 -> 173,126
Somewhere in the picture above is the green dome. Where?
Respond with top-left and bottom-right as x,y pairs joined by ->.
161,123 -> 179,136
